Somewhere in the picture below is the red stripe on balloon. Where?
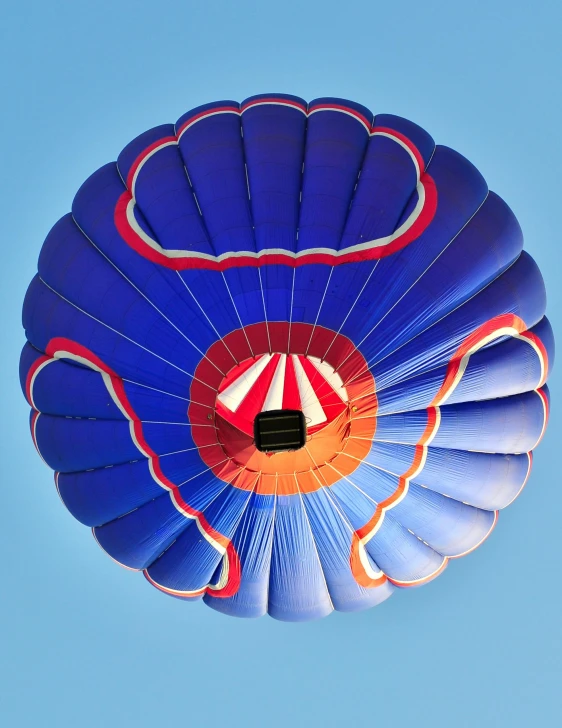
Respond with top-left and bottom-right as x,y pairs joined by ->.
113,127 -> 437,270
241,97 -> 307,114
371,126 -> 426,175
308,103 -> 372,132
350,311 -> 551,591
350,405 -> 440,588
126,136 -> 177,191
430,314 -> 547,406
30,337 -> 240,598
176,106 -> 241,138
25,353 -> 51,408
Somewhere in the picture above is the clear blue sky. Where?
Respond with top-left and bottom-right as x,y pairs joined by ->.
1,1 -> 560,726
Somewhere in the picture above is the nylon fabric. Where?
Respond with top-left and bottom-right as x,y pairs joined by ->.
21,95 -> 553,621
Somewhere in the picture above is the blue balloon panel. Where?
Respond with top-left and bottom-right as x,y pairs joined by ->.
21,95 -> 554,621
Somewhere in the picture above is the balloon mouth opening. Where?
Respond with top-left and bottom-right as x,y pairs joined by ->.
253,409 -> 307,453
190,322 -> 378,493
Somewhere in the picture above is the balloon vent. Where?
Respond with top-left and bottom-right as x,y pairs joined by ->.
254,410 -> 307,453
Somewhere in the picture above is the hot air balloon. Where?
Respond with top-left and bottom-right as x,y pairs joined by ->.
21,94 -> 553,621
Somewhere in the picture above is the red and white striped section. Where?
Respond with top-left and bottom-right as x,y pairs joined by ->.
216,353 -> 349,436
190,321 -> 378,495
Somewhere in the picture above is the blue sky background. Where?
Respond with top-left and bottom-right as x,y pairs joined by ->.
1,2 -> 560,726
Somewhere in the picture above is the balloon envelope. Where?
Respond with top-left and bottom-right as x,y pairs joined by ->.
21,95 -> 553,621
